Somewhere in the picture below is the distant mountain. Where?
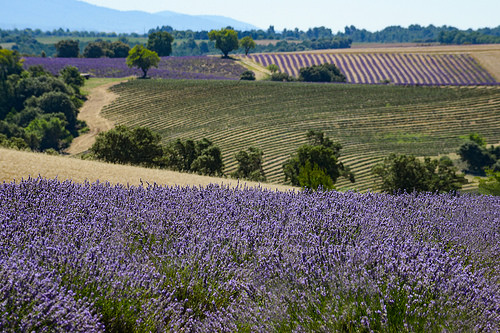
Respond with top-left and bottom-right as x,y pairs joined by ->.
0,0 -> 259,33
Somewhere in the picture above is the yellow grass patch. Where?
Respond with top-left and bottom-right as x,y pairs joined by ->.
0,148 -> 296,191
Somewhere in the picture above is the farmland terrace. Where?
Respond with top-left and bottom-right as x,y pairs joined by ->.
241,44 -> 500,85
101,80 -> 500,191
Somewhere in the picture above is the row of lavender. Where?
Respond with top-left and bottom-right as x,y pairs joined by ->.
246,53 -> 499,85
1,178 -> 499,331
22,56 -> 244,80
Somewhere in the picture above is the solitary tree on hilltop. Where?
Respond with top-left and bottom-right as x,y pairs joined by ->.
208,28 -> 239,58
126,45 -> 160,78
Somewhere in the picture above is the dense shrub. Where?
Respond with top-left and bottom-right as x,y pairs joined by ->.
299,63 -> 346,82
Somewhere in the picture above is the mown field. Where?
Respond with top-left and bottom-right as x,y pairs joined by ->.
101,79 -> 500,191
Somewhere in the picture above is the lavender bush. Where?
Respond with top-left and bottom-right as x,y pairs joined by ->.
1,178 -> 499,331
22,56 -> 245,80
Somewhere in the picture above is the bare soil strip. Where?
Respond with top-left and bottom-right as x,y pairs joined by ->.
65,80 -> 126,155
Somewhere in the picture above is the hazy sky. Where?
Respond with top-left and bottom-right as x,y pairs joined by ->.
79,0 -> 500,32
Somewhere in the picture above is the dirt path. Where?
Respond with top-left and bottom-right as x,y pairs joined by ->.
66,81 -> 125,155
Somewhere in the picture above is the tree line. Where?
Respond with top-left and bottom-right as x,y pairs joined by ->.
0,48 -> 85,152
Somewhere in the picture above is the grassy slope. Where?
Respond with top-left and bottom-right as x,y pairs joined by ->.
101,79 -> 500,191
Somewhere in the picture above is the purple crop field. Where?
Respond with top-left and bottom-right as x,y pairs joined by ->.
244,52 -> 499,85
1,178 -> 499,331
22,56 -> 245,80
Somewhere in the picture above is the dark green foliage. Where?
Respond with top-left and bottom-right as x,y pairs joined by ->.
297,161 -> 334,190
14,75 -> 70,110
147,31 -> 174,57
32,91 -> 79,133
164,138 -> 225,176
231,147 -> 266,181
372,154 -> 468,193
25,116 -> 72,151
478,170 -> 500,195
83,41 -> 131,58
299,63 -> 346,83
54,39 -> 79,58
59,66 -> 85,94
240,70 -> 255,81
270,72 -> 294,81
208,28 -> 239,58
0,133 -> 28,150
91,125 -> 164,167
283,130 -> 354,190
458,134 -> 497,175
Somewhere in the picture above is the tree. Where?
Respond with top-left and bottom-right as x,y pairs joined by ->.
164,137 -> 224,176
240,70 -> 256,81
126,45 -> 160,78
59,66 -> 85,94
90,125 -> 163,166
109,41 -> 131,58
478,169 -> 500,196
458,141 -> 496,175
55,40 -> 79,58
299,63 -> 346,82
266,64 -> 280,74
147,31 -> 174,57
240,36 -> 256,55
372,154 -> 467,193
33,91 -> 79,133
283,130 -> 354,190
208,28 -> 239,58
231,147 -> 266,181
25,116 -> 72,151
0,49 -> 24,80
297,160 -> 334,191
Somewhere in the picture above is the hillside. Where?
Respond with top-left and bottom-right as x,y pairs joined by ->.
0,0 -> 258,33
241,44 -> 500,85
100,79 -> 500,191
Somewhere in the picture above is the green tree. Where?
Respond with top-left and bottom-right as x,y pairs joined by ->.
0,49 -> 24,80
208,28 -> 239,58
83,42 -> 106,58
164,137 -> 224,176
458,141 -> 496,175
266,64 -> 280,74
147,31 -> 174,57
240,36 -> 256,55
240,70 -> 256,81
126,45 -> 160,78
25,116 -> 72,151
297,160 -> 334,191
299,63 -> 346,82
283,130 -> 354,189
372,154 -> 467,193
231,147 -> 266,181
33,91 -> 79,133
55,39 -> 79,58
478,169 -> 500,196
109,41 -> 131,58
59,66 -> 85,94
90,125 -> 163,166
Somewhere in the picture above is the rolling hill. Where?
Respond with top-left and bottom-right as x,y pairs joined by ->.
100,79 -> 500,191
0,0 -> 258,33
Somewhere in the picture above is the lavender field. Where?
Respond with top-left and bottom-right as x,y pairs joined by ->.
1,178 -> 499,332
244,52 -> 499,85
22,56 -> 245,80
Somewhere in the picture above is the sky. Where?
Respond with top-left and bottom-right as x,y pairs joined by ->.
79,0 -> 500,32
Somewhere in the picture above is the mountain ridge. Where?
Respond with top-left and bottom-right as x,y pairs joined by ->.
0,0 -> 259,33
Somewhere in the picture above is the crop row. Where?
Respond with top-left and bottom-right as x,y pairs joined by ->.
102,80 -> 500,190
243,52 -> 498,85
1,178 -> 499,331
22,56 -> 246,80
